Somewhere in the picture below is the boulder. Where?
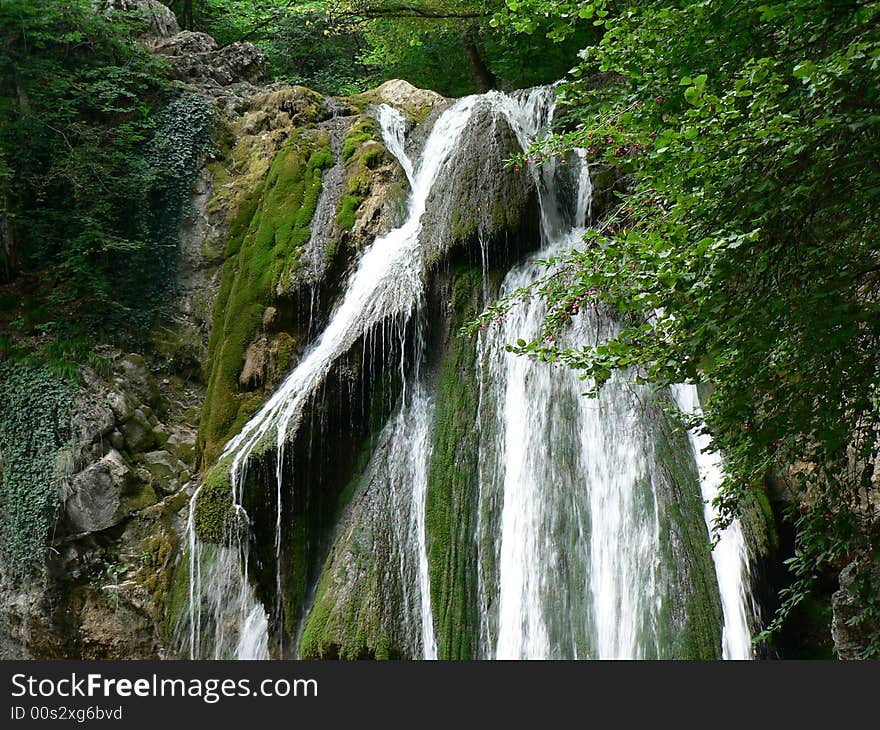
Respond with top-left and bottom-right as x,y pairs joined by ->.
165,428 -> 197,467
105,0 -> 179,42
113,354 -> 160,408
832,559 -> 880,659
420,100 -> 539,267
153,31 -> 267,88
140,450 -> 187,493
64,450 -> 139,534
120,409 -> 156,453
367,79 -> 446,120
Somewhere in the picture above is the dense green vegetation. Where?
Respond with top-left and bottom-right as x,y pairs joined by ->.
0,361 -> 75,574
473,0 -> 880,654
165,0 -> 596,96
0,0 -> 215,366
2,0 -> 878,656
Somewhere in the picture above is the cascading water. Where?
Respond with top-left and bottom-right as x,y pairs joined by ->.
671,384 -> 759,659
472,136 -> 757,658
183,93 -> 494,659
475,156 -> 667,659
182,83 -> 759,660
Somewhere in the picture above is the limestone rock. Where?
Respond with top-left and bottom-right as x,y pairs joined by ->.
239,333 -> 296,391
105,0 -> 179,42
121,408 -> 155,453
420,100 -> 539,267
140,450 -> 187,493
368,79 -> 446,120
832,559 -> 880,659
64,450 -> 138,534
74,584 -> 161,659
153,31 -> 267,88
165,428 -> 197,467
113,354 -> 161,408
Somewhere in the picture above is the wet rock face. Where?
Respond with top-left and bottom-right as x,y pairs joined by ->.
421,102 -> 539,267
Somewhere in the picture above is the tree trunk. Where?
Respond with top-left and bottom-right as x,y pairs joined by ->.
460,27 -> 496,93
1,205 -> 16,284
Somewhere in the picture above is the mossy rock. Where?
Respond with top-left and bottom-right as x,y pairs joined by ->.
425,268 -> 484,659
199,130 -> 332,465
346,79 -> 445,124
334,119 -> 393,232
193,460 -> 238,543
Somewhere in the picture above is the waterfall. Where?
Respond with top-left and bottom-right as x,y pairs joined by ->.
475,158 -> 666,659
184,494 -> 269,659
182,83 -> 759,660
671,385 -> 758,659
183,93 -> 492,659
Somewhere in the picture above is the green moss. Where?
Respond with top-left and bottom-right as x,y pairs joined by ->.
361,146 -> 385,169
275,332 -> 296,375
653,401 -> 724,659
297,539 -> 399,660
336,193 -> 364,230
296,555 -> 384,660
425,268 -> 483,659
297,376 -> 409,660
334,123 -> 385,232
341,117 -> 378,162
164,552 -> 191,643
451,210 -> 477,243
199,131 -> 332,465
193,459 -> 237,543
126,483 -> 159,512
345,90 -> 436,124
740,481 -> 779,560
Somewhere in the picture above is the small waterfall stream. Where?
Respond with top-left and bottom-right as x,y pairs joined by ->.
182,85 -> 759,660
671,384 -> 759,659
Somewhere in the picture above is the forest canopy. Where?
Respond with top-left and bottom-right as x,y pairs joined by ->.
162,0 -> 597,95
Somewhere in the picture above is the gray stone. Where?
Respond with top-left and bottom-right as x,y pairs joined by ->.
105,0 -> 179,42
140,450 -> 186,493
165,429 -> 197,467
106,389 -> 137,424
152,422 -> 170,447
153,31 -> 267,88
832,559 -> 880,659
371,79 -> 445,119
121,409 -> 155,453
109,430 -> 126,452
114,354 -> 160,408
64,450 -> 138,534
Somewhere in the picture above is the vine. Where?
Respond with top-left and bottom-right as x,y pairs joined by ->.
0,361 -> 76,575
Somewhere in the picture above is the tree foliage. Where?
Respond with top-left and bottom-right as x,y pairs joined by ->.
0,0 -> 213,360
167,0 -> 596,95
476,0 -> 880,653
